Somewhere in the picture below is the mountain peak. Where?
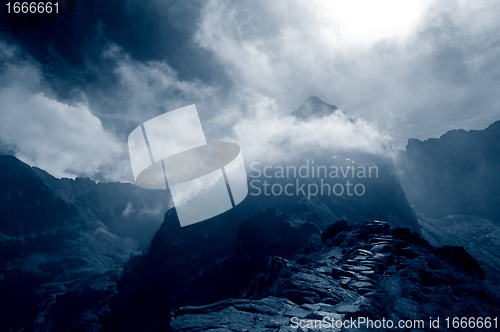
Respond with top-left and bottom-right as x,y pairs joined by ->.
291,96 -> 340,120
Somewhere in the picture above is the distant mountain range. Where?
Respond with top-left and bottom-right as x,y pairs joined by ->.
1,97 -> 498,331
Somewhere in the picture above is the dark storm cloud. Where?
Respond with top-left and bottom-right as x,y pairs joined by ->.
0,0 -> 230,126
0,0 -> 230,180
0,0 -> 218,79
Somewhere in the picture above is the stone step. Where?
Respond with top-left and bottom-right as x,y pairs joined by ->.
359,260 -> 377,266
355,274 -> 372,281
371,243 -> 392,253
351,281 -> 373,288
371,241 -> 391,246
358,249 -> 373,256
346,265 -> 372,272
357,287 -> 372,295
373,236 -> 393,241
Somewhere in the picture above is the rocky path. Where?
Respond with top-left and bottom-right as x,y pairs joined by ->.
171,220 -> 499,331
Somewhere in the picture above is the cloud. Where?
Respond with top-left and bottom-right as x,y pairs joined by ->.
0,35 -> 228,181
0,41 -> 122,179
218,93 -> 391,163
195,0 -> 500,149
102,45 -> 217,127
3,0 -> 500,180
195,0 -> 434,105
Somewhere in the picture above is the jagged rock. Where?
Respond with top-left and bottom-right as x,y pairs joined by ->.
330,267 -> 350,279
359,260 -> 377,267
371,243 -> 392,253
396,247 -> 419,259
340,277 -> 352,289
357,288 -> 372,295
354,274 -> 371,281
335,304 -> 360,314
346,265 -> 372,272
358,249 -> 373,256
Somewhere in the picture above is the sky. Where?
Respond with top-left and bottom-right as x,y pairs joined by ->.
1,0 -> 500,181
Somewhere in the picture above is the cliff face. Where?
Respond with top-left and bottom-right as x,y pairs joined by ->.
397,120 -> 500,224
171,220 -> 498,332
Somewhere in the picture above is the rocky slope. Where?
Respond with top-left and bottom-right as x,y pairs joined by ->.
419,214 -> 500,287
0,155 -> 168,331
105,206 -> 324,331
171,220 -> 499,331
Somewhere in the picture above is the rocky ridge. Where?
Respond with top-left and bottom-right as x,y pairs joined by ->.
171,220 -> 498,331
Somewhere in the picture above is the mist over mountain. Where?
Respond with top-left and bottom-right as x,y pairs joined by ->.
1,97 -> 498,331
2,0 -> 500,329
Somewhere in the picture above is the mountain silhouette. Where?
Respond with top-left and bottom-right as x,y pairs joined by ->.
291,96 -> 342,120
397,120 -> 500,224
2,97 -> 496,331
